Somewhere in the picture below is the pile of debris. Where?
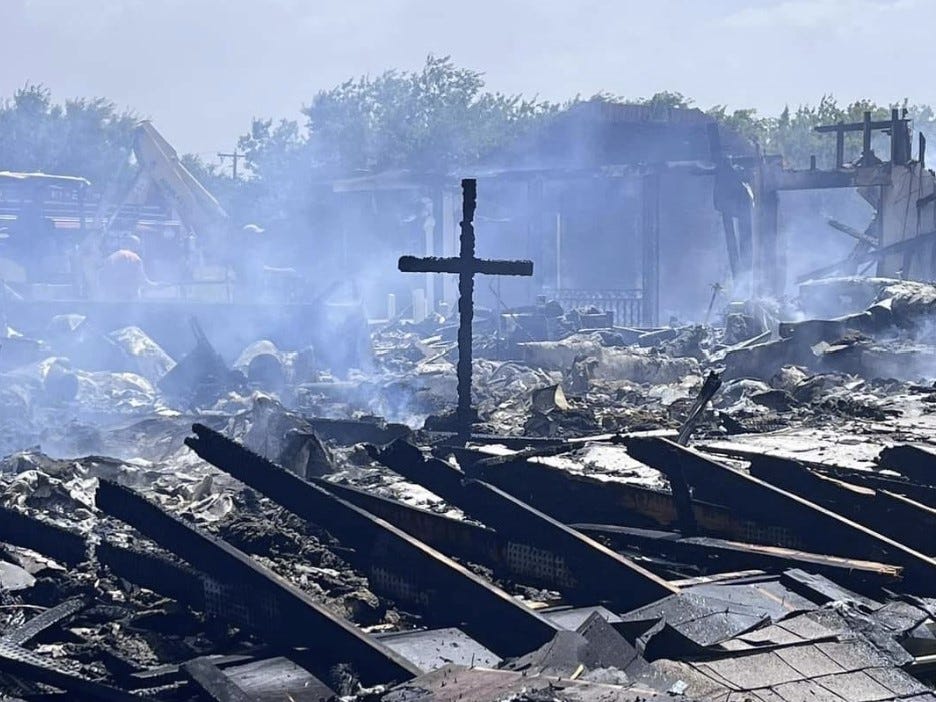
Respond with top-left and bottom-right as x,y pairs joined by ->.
0,276 -> 933,699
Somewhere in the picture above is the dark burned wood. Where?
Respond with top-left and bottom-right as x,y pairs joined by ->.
0,505 -> 86,566
372,440 -> 677,610
748,454 -> 936,556
95,479 -> 419,686
183,657 -> 253,702
460,446 -> 810,548
878,444 -> 936,486
705,443 -> 936,507
185,423 -> 559,659
398,179 -> 533,440
574,524 -> 900,587
1,597 -> 87,647
97,541 -> 207,611
0,639 -> 156,702
626,437 -> 936,592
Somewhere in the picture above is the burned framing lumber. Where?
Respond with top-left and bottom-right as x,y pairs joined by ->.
184,423 -> 559,659
371,440 -> 677,611
95,479 -> 419,686
877,444 -> 936,487
0,505 -> 86,566
625,437 -> 936,592
182,657 -> 254,702
1,597 -> 87,647
747,454 -> 936,556
0,639 -> 156,702
573,524 -> 901,588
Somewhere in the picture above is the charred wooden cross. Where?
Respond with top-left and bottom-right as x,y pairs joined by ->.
399,179 -> 534,441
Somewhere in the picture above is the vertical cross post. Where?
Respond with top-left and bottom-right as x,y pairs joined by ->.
457,180 -> 477,435
399,179 -> 534,441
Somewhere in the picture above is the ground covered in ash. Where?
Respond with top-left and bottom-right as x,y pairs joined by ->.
0,276 -> 934,698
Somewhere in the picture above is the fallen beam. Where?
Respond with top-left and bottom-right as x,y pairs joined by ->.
574,524 -> 901,588
1,597 -> 87,647
704,443 -> 936,507
0,506 -> 86,566
0,639 -> 156,702
371,440 -> 677,611
459,447 -> 824,549
182,657 -> 253,702
877,443 -> 936,486
185,424 -> 559,659
95,479 -> 419,686
625,438 -> 936,592
317,478 -> 610,596
748,454 -> 936,556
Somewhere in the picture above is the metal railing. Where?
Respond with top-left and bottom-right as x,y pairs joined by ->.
544,288 -> 644,327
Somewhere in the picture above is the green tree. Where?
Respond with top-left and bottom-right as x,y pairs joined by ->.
0,83 -> 137,187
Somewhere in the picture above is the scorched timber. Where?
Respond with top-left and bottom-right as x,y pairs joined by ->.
747,453 -> 936,556
371,440 -> 677,611
573,524 -> 901,587
95,479 -> 419,686
184,423 -> 560,659
625,437 -> 936,592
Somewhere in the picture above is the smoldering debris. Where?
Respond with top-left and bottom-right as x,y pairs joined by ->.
0,277 -> 933,700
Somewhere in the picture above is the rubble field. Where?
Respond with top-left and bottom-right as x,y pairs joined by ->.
0,276 -> 934,701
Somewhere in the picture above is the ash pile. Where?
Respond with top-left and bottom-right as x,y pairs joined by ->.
0,276 -> 934,701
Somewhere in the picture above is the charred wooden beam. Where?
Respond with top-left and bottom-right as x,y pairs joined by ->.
95,479 -> 419,686
371,440 -> 677,611
0,506 -> 86,566
311,478 -> 498,565
96,541 -> 207,611
877,444 -> 936,486
573,524 -> 900,588
316,478 -> 598,597
460,447 -> 816,549
625,437 -> 936,592
704,444 -> 936,507
1,597 -> 87,647
0,639 -> 155,702
185,424 -> 559,659
182,657 -> 253,702
748,454 -> 936,556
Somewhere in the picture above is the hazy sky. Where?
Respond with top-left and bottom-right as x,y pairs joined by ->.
2,0 -> 931,159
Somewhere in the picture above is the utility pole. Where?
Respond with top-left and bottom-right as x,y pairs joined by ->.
217,149 -> 244,179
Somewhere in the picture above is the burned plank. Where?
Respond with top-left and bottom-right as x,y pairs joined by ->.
0,639 -> 156,702
1,597 -> 87,647
94,479 -> 419,686
877,443 -> 936,486
461,447 -> 820,550
317,478 -> 595,597
704,443 -> 936,507
184,423 -> 559,659
371,440 -> 677,611
97,540 -> 207,611
625,437 -> 936,592
747,454 -> 936,555
573,524 -> 901,588
0,506 -> 86,566
182,657 -> 253,702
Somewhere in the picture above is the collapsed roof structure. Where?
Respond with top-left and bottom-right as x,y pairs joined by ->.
0,104 -> 935,701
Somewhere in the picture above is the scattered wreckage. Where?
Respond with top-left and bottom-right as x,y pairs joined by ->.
0,268 -> 934,700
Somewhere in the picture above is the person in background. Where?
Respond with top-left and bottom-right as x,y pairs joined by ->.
98,235 -> 156,300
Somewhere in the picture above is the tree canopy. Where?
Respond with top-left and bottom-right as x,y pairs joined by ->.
0,83 -> 137,187
4,58 -> 936,226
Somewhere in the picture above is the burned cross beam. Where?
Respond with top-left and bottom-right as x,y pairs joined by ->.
184,423 -> 560,658
625,437 -> 936,593
94,479 -> 419,686
371,440 -> 677,611
399,178 -> 533,440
